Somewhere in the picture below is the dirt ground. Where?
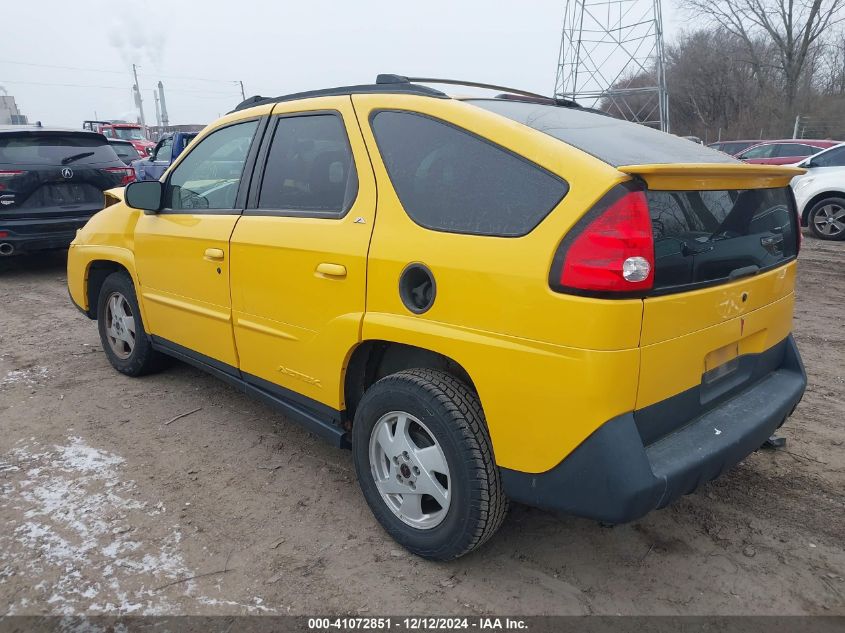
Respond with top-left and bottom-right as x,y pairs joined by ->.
0,235 -> 842,617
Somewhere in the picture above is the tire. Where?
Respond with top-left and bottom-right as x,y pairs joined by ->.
352,369 -> 508,560
96,271 -> 166,376
808,197 -> 845,241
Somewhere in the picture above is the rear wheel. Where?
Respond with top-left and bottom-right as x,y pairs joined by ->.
96,272 -> 166,376
808,197 -> 845,240
352,369 -> 507,560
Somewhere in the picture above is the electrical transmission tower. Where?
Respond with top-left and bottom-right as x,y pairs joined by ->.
554,0 -> 669,132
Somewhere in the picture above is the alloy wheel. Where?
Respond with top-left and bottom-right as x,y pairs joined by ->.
813,203 -> 845,237
368,410 -> 451,529
104,291 -> 136,360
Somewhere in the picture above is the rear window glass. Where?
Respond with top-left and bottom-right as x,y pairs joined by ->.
110,142 -> 140,161
469,99 -> 736,167
0,133 -> 116,165
371,111 -> 568,237
648,187 -> 797,291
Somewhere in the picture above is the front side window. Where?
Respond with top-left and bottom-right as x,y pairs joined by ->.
154,138 -> 173,162
165,120 -> 257,211
812,146 -> 845,167
257,114 -> 357,216
371,111 -> 568,237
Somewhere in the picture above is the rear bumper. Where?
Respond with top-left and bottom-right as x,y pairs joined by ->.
501,334 -> 807,523
0,214 -> 95,253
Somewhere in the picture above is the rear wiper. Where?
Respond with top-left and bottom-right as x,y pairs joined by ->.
61,151 -> 95,165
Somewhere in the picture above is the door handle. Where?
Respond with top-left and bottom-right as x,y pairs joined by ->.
204,248 -> 225,262
315,262 -> 347,278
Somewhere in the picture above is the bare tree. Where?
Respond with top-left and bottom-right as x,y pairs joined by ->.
680,0 -> 845,117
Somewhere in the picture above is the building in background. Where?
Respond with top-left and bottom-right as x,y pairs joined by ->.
0,90 -> 29,125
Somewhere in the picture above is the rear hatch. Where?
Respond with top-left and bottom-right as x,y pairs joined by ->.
0,130 -> 132,220
620,164 -> 801,444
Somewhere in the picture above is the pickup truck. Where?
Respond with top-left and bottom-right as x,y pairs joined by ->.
132,132 -> 197,181
82,121 -> 155,157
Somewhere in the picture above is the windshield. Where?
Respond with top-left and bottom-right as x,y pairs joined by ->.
114,127 -> 145,141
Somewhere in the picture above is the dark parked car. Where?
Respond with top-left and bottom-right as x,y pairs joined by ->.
108,138 -> 142,166
0,126 -> 134,256
707,140 -> 760,155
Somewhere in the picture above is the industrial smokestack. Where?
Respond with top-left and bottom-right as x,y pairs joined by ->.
154,91 -> 162,127
158,81 -> 170,127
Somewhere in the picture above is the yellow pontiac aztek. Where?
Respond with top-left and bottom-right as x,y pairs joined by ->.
68,75 -> 807,560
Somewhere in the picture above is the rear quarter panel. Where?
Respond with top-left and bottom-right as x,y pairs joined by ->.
352,94 -> 643,472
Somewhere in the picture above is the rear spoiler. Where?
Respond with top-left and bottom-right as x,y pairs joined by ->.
618,163 -> 805,190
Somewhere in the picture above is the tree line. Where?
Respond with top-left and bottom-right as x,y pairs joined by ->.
605,0 -> 845,142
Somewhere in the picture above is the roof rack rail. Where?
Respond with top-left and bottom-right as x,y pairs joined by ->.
230,74 -> 583,114
231,80 -> 448,113
375,74 -> 581,108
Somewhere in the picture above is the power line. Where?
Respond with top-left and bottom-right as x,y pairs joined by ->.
0,59 -> 241,85
0,79 -> 239,99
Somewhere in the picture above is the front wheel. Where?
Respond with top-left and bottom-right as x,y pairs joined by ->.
352,369 -> 508,560
96,272 -> 166,376
808,197 -> 845,240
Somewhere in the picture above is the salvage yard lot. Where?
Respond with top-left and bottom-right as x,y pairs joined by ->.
0,237 -> 843,616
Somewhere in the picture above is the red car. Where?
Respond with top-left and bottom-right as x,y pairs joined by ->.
736,139 -> 842,165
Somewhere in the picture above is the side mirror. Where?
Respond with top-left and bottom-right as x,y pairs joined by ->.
125,180 -> 164,214
802,159 -> 818,168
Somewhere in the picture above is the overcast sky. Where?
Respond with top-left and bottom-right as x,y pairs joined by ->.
1,0 -> 682,128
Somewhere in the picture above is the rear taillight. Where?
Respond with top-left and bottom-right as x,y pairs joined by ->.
104,167 -> 135,186
0,170 -> 26,191
550,183 -> 654,296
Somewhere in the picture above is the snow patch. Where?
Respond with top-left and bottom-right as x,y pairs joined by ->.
1,437 -> 191,615
1,366 -> 50,388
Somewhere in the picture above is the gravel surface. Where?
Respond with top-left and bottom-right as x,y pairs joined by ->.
0,237 -> 842,616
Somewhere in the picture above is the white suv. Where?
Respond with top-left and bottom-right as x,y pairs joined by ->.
791,143 -> 845,240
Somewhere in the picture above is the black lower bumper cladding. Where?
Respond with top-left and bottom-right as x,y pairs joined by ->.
501,334 -> 807,523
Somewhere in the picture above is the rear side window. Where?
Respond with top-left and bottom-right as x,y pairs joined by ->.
648,187 -> 797,291
776,144 -> 815,157
717,141 -> 754,155
0,133 -> 117,165
257,114 -> 358,216
371,111 -> 568,237
812,146 -> 845,167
